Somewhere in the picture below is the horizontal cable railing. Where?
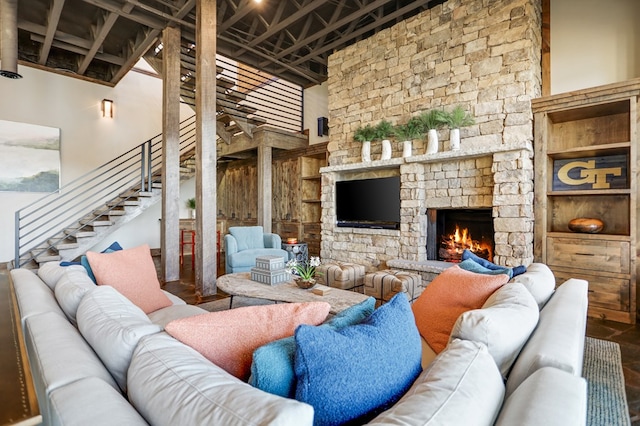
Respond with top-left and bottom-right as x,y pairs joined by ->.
14,115 -> 197,268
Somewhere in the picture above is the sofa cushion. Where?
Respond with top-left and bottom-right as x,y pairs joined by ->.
49,377 -> 148,426
509,263 -> 556,309
249,297 -> 376,398
86,244 -> 172,314
23,311 -> 118,420
450,282 -> 539,378
506,278 -> 588,397
128,332 -> 314,426
229,226 -> 265,250
166,302 -> 330,380
411,265 -> 509,353
369,339 -> 505,426
496,367 -> 587,426
38,261 -> 85,290
54,268 -> 96,326
294,294 -> 422,426
77,286 -> 162,392
148,304 -> 208,329
11,268 -> 65,328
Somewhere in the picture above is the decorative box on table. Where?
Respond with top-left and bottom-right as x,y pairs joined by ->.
251,255 -> 290,285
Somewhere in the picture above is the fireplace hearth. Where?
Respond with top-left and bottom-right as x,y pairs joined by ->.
427,208 -> 494,263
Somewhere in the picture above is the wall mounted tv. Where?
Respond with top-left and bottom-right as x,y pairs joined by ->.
336,176 -> 401,230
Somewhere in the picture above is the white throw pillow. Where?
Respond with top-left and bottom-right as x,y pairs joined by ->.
368,339 -> 504,426
77,286 -> 162,392
450,282 -> 539,378
38,261 -> 85,290
510,263 -> 555,309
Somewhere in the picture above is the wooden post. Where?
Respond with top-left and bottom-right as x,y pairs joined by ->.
257,144 -> 272,233
161,25 -> 181,283
195,0 -> 217,296
541,0 -> 551,96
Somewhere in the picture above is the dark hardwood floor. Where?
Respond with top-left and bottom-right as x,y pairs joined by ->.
1,260 -> 640,425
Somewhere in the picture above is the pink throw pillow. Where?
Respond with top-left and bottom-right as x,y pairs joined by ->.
411,265 -> 508,354
165,302 -> 331,380
86,244 -> 172,314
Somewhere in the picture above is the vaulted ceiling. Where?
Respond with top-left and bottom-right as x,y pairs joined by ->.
11,0 -> 444,87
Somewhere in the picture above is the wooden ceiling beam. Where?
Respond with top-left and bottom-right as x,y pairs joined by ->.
38,0 -> 65,65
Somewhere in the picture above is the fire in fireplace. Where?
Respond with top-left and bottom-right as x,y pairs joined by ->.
427,208 -> 494,263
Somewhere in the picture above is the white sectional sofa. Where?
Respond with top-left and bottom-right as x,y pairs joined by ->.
11,261 -> 588,426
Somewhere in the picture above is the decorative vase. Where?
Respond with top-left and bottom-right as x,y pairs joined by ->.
402,140 -> 412,158
381,139 -> 392,160
294,277 -> 316,289
189,209 -> 196,219
426,129 -> 438,154
449,128 -> 461,151
361,141 -> 371,162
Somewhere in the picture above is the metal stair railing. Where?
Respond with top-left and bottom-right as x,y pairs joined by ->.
14,115 -> 197,268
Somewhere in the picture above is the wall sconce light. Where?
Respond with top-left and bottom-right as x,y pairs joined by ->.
101,99 -> 114,118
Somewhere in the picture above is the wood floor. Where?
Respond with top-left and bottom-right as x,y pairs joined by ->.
1,262 -> 640,425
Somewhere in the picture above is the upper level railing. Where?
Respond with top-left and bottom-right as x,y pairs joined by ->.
14,115 -> 197,268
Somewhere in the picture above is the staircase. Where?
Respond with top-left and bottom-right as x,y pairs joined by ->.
13,116 -> 200,269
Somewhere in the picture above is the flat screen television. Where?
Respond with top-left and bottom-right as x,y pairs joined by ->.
336,176 -> 401,230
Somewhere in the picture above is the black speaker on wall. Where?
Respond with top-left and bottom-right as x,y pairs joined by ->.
317,116 -> 329,136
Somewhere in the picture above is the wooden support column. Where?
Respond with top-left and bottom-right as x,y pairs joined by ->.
195,0 -> 217,296
161,25 -> 181,283
541,0 -> 551,96
257,144 -> 272,233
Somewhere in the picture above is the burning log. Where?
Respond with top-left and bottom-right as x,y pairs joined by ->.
440,225 -> 493,263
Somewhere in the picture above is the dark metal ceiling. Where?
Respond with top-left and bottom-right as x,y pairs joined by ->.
13,0 -> 443,87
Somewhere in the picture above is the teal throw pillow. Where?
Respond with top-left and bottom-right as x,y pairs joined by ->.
294,294 -> 422,426
81,241 -> 123,283
249,297 -> 376,398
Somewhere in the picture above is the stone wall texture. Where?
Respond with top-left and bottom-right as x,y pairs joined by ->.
321,0 -> 542,271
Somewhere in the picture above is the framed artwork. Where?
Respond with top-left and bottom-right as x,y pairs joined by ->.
0,119 -> 60,192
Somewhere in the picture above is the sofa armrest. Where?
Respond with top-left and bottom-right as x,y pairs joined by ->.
263,233 -> 282,249
224,234 -> 238,255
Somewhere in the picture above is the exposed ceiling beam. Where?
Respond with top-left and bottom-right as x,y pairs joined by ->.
80,0 -> 167,29
28,32 -> 125,66
217,0 -> 253,33
38,0 -> 66,65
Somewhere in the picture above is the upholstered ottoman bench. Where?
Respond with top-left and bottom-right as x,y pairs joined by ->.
364,270 -> 422,305
316,262 -> 365,292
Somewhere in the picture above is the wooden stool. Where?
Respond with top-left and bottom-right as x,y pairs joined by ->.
364,270 -> 422,305
180,229 -> 196,269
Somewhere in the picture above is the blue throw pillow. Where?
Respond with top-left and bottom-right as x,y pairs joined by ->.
249,297 -> 376,398
294,294 -> 422,426
81,241 -> 123,283
459,258 -> 512,278
461,250 -> 513,279
60,261 -> 81,266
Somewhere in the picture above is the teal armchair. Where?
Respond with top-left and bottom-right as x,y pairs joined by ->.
224,226 -> 289,274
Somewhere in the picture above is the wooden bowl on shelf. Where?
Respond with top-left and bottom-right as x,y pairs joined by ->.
568,218 -> 604,234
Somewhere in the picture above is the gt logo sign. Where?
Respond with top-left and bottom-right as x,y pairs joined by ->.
552,155 -> 628,191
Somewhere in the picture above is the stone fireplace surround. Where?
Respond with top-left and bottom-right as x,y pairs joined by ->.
319,141 -> 535,276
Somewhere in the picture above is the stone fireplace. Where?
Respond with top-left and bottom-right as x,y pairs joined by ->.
320,0 -> 541,273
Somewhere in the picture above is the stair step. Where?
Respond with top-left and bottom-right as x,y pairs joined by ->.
138,191 -> 154,197
32,249 -> 61,263
49,240 -> 79,250
107,199 -> 140,207
217,76 -> 235,90
79,218 -> 113,227
65,229 -> 97,238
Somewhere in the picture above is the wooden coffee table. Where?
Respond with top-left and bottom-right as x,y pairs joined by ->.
217,272 -> 370,314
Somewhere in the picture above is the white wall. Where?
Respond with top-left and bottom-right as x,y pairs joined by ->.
304,82 -> 329,145
551,0 -> 640,94
0,61 -> 193,262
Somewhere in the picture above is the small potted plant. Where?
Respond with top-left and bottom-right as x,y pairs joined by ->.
186,197 -> 196,218
416,109 -> 447,154
354,124 -> 376,162
373,119 -> 395,160
393,118 -> 423,158
286,256 -> 322,289
442,105 -> 475,151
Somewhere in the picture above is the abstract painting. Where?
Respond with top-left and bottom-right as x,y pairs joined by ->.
0,119 -> 60,192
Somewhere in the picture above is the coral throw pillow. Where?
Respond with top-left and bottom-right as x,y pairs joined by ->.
412,265 -> 508,354
86,244 -> 172,314
165,302 -> 330,380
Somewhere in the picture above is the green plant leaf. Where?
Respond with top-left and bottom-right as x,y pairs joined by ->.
373,120 -> 394,141
416,109 -> 447,131
443,105 -> 475,128
353,124 -> 376,142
